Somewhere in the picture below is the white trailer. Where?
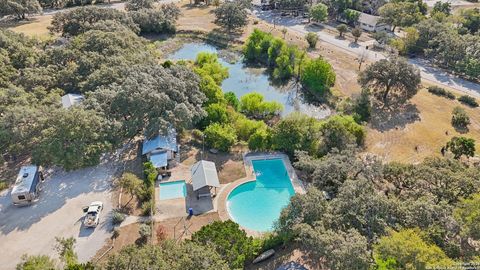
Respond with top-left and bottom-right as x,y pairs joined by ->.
11,165 -> 44,205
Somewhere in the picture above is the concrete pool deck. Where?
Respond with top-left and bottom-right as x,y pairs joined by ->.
217,152 -> 306,236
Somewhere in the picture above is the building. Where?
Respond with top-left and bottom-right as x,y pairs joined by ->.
142,128 -> 178,169
357,12 -> 390,32
191,160 -> 220,199
61,94 -> 84,109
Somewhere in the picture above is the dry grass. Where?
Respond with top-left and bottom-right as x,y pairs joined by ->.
2,15 -> 53,38
366,86 -> 480,163
154,212 -> 220,241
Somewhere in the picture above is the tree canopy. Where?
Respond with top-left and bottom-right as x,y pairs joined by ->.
214,2 -> 248,32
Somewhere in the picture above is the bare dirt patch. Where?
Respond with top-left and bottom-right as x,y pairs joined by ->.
2,15 -> 53,37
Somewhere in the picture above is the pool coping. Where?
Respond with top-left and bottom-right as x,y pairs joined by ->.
217,152 -> 306,236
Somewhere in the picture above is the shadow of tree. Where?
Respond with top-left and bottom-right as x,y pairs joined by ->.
370,102 -> 420,131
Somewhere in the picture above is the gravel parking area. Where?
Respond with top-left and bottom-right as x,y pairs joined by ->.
0,163 -> 115,269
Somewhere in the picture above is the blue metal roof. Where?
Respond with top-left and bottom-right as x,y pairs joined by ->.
142,129 -> 177,155
149,151 -> 168,168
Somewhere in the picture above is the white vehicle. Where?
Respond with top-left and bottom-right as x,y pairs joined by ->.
11,165 -> 44,206
83,201 -> 103,228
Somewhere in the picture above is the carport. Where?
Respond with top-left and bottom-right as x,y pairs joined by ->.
190,160 -> 220,199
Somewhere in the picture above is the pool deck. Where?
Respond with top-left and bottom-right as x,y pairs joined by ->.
217,152 -> 306,236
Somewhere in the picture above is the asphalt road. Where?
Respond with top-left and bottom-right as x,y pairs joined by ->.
253,9 -> 480,98
0,164 -> 115,269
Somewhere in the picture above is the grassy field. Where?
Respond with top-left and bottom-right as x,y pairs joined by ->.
1,15 -> 53,37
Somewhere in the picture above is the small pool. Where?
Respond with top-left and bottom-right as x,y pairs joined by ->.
227,159 -> 295,232
159,180 -> 186,200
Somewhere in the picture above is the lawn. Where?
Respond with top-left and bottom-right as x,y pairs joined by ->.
2,15 -> 53,38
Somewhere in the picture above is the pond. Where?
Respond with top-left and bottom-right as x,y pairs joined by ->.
168,42 -> 331,118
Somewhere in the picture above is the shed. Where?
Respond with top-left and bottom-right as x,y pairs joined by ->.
142,128 -> 178,169
358,12 -> 390,32
191,160 -> 220,198
61,94 -> 84,109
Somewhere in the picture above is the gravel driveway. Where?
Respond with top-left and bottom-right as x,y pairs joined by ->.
0,163 -> 116,269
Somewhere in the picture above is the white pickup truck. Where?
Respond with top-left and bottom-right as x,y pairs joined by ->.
83,201 -> 103,228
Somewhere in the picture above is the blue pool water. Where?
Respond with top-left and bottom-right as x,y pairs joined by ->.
227,159 -> 295,232
159,180 -> 186,200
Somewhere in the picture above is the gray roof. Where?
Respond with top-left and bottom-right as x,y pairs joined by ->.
61,94 -> 84,109
358,12 -> 381,26
191,160 -> 220,191
142,127 -> 177,155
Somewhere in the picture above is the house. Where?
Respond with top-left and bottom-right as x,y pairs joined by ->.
142,128 -> 178,169
61,93 -> 84,109
357,12 -> 390,32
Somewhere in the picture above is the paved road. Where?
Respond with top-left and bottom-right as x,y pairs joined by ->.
0,164 -> 115,269
253,9 -> 480,97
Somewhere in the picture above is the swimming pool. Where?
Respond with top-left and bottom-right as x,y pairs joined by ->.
159,180 -> 186,200
226,159 -> 295,232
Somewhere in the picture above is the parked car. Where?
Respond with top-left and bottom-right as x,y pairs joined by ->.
83,201 -> 103,228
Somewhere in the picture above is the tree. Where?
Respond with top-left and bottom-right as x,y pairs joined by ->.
125,0 -> 154,11
191,220 -> 260,269
0,0 -> 42,20
454,193 -> 480,240
248,128 -> 271,150
351,27 -> 362,43
239,92 -> 283,119
195,52 -> 229,85
310,3 -> 328,22
204,123 -> 237,152
214,2 -> 247,32
271,113 -> 321,156
459,8 -> 480,34
49,6 -> 139,36
129,8 -> 177,34
86,64 -> 206,139
451,106 -> 470,131
118,173 -> 144,207
319,115 -> 366,153
55,237 -> 78,267
16,255 -> 56,270
105,242 -> 229,270
336,24 -> 348,37
340,8 -> 360,25
432,1 -> 451,15
305,32 -> 318,49
301,57 -> 336,94
446,136 -> 475,159
224,91 -> 240,110
358,57 -> 421,106
200,102 -> 229,128
298,227 -> 371,269
31,108 -> 112,171
379,2 -> 423,31
374,229 -> 453,270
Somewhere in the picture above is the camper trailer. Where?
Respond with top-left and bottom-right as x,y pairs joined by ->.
11,165 -> 44,205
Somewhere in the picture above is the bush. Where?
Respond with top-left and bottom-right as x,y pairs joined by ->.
320,115 -> 366,153
138,223 -> 151,241
200,103 -> 229,128
156,225 -> 167,242
129,9 -> 176,34
143,161 -> 157,187
248,128 -> 272,151
427,86 -> 455,99
224,91 -> 240,111
451,106 -> 470,130
458,95 -> 479,107
191,129 -> 204,140
204,123 -> 237,152
240,92 -> 283,119
112,209 -> 126,225
305,32 -> 318,48
301,57 -> 336,94
0,181 -> 8,191
141,199 -> 155,216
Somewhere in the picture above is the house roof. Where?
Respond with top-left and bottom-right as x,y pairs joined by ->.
358,12 -> 381,26
191,160 -> 220,191
61,94 -> 84,109
142,128 -> 177,155
149,151 -> 168,168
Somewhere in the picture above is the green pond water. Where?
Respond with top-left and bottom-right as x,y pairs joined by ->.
169,42 -> 331,118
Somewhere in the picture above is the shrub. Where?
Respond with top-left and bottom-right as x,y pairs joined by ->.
141,199 -> 155,216
427,86 -> 455,99
0,181 -> 8,191
112,209 -> 126,225
301,57 -> 336,94
451,106 -> 470,130
320,115 -> 366,153
143,161 -> 157,187
156,225 -> 167,242
138,223 -> 151,241
240,92 -> 283,119
224,91 -> 240,111
191,129 -> 204,140
336,24 -> 348,37
305,32 -> 318,48
200,103 -> 229,128
204,123 -> 237,152
458,95 -> 479,107
248,128 -> 272,151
